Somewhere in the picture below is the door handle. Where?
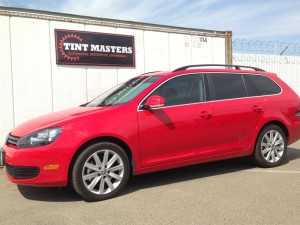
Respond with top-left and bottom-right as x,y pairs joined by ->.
200,111 -> 212,119
252,105 -> 264,112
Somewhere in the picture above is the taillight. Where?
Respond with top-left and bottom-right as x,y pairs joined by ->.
296,104 -> 300,117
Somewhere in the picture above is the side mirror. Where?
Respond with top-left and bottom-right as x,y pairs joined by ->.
143,95 -> 165,109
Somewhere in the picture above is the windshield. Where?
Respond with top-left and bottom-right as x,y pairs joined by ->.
86,76 -> 162,107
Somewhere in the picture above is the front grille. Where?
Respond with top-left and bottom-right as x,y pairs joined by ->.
6,163 -> 40,179
6,133 -> 20,146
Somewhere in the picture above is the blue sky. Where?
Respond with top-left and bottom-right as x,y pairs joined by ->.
0,0 -> 299,44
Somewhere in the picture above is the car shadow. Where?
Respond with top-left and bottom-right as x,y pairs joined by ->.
17,147 -> 300,202
282,147 -> 300,164
124,156 -> 254,195
17,185 -> 82,202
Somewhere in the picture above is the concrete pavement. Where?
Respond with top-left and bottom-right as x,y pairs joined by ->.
1,142 -> 300,225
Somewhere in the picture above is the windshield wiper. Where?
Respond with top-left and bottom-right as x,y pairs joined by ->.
80,103 -> 89,107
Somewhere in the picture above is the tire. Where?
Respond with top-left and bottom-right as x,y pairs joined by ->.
72,142 -> 130,201
253,125 -> 287,168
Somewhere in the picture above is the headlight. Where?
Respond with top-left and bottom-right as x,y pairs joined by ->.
17,127 -> 62,148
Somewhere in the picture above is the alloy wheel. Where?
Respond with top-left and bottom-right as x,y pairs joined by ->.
82,149 -> 124,195
260,130 -> 285,163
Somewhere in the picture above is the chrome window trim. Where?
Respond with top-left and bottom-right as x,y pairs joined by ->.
137,72 -> 206,111
137,72 -> 283,112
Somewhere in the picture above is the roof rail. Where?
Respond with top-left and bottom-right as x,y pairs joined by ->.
173,64 -> 265,72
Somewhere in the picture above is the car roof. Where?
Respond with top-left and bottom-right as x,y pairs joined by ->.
142,64 -> 277,78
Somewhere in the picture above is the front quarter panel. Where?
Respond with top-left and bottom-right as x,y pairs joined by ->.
3,103 -> 140,187
59,104 -> 141,171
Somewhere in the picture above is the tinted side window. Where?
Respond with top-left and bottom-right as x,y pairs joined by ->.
243,75 -> 259,97
210,74 -> 247,100
247,75 -> 281,95
150,74 -> 205,106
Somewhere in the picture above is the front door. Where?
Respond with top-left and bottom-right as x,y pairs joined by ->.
137,73 -> 214,168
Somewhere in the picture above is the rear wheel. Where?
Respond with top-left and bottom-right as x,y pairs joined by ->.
254,125 -> 287,168
72,142 -> 130,201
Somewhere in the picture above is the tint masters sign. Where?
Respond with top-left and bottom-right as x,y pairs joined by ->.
55,29 -> 135,67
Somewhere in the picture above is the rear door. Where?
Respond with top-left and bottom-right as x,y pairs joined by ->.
208,73 -> 265,153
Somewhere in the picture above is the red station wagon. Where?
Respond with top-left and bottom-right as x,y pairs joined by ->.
2,64 -> 300,201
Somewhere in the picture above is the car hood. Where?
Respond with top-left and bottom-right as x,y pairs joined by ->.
11,106 -> 110,137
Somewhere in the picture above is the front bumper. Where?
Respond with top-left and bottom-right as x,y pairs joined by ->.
2,144 -> 69,187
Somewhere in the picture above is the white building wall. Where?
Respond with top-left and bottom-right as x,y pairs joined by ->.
0,14 -> 227,144
0,16 -> 14,143
11,17 -> 53,125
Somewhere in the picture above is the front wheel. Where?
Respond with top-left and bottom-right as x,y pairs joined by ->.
72,142 -> 130,201
253,125 -> 287,168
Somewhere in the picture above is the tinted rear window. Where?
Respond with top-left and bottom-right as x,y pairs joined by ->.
247,75 -> 281,95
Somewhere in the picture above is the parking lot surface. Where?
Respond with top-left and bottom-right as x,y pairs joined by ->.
1,142 -> 300,225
